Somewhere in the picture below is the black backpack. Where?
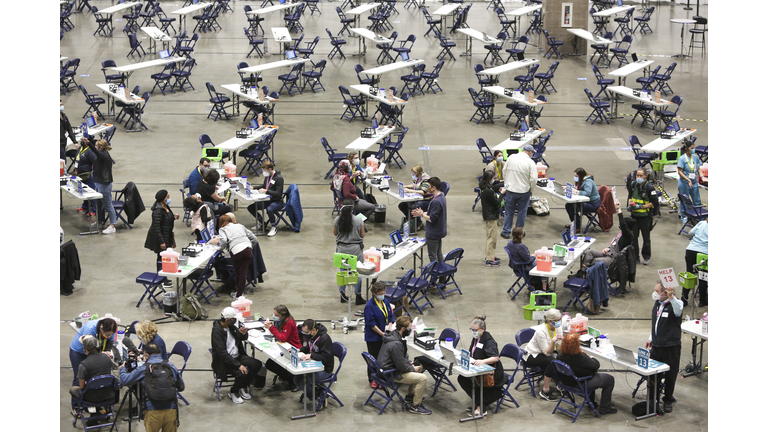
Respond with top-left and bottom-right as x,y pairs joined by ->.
143,361 -> 180,424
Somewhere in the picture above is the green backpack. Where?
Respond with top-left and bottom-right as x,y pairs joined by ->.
180,293 -> 208,321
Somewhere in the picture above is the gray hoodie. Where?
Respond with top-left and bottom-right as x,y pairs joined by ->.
377,330 -> 415,379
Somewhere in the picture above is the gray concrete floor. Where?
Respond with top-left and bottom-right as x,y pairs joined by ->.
58,1 -> 710,430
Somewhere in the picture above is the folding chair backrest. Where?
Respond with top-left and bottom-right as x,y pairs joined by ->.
515,327 -> 535,346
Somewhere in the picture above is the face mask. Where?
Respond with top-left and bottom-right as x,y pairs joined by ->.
376,295 -> 385,301
553,321 -> 562,329
60,105 -> 65,112
412,174 -> 418,181
471,330 -> 481,339
636,177 -> 645,184
574,176 -> 579,183
201,166 -> 210,175
496,156 -> 504,163
353,158 -> 360,166
264,170 -> 271,178
165,198 -> 172,206
651,292 -> 661,301
401,329 -> 411,338
271,315 -> 279,322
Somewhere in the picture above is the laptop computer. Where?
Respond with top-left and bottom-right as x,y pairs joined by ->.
439,345 -> 460,365
389,230 -> 409,248
516,52 -> 525,62
612,345 -> 636,364
631,52 -> 638,63
159,49 -> 171,59
616,0 -> 624,6
669,118 -> 681,132
560,228 -> 583,248
400,51 -> 410,62
286,50 -> 298,60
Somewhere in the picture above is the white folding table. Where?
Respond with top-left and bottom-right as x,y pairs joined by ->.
481,59 -> 540,86
608,59 -> 655,86
95,84 -> 146,132
171,2 -> 212,33
95,1 -> 142,37
108,56 -> 186,89
566,28 -> 617,67
140,26 -> 173,54
220,84 -> 278,120
606,85 -> 674,124
360,59 -> 425,87
158,246 -> 218,315
507,4 -> 542,39
215,126 -> 280,165
350,84 -> 407,119
432,3 -> 462,34
345,125 -> 397,151
347,3 -> 381,29
61,178 -> 104,236
456,28 -> 501,58
482,86 -> 547,121
349,28 -> 392,57
491,128 -> 547,151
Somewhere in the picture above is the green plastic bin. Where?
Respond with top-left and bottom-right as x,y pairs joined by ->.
678,272 -> 698,289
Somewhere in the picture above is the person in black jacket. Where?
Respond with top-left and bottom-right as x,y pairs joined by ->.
61,101 -> 81,160
197,170 -> 232,217
457,315 -> 505,418
625,168 -> 659,266
556,333 -> 617,415
86,139 -> 118,234
294,319 -> 334,406
480,170 -> 505,267
69,335 -> 114,413
646,281 -> 683,413
211,307 -> 263,404
576,202 -> 634,284
144,190 -> 179,272
377,315 -> 431,415
247,160 -> 284,237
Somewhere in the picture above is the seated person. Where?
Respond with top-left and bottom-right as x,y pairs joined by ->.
576,201 -> 633,281
377,315 -> 432,415
507,226 -> 547,291
523,309 -> 563,401
556,333 -> 617,415
565,168 -> 601,233
333,160 -> 375,220
196,170 -> 232,216
398,164 -> 432,228
484,150 -> 506,191
347,152 -> 367,199
246,160 -> 284,237
294,319 -> 334,408
263,305 -> 301,391
211,307 -> 263,404
183,195 -> 213,241
69,335 -> 114,412
188,157 -> 211,195
457,314 -> 505,418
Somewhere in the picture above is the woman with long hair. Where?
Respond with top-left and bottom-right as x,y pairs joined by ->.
556,333 -> 617,414
334,198 -> 366,304
87,138 -> 118,234
135,320 -> 168,361
565,167 -> 600,233
263,304 -> 301,390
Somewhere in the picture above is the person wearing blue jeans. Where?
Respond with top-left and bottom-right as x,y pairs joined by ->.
500,145 -> 538,238
247,160 -> 284,237
412,177 -> 446,264
565,168 -> 601,232
676,140 -> 702,223
86,138 -> 117,234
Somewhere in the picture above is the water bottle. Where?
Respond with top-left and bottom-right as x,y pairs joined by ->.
567,248 -> 575,261
547,177 -> 555,189
444,337 -> 453,349
77,178 -> 83,195
589,338 -> 597,350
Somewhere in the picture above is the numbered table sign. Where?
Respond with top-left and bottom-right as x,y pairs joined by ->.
290,346 -> 299,368
637,347 -> 650,369
245,182 -> 251,198
460,349 -> 470,370
398,181 -> 405,198
657,268 -> 679,289
565,182 -> 573,199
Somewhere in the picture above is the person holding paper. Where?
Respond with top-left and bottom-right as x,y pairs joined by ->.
363,282 -> 396,388
457,314 -> 505,418
210,307 -> 263,405
334,198 -> 366,305
209,214 -> 258,300
247,160 -> 284,237
263,305 -> 301,391
645,281 -> 683,413
333,159 -> 375,220
411,177 -> 447,264
565,167 -> 601,233
524,308 -> 563,401
556,333 -> 617,415
676,140 -> 703,224
294,319 -> 335,409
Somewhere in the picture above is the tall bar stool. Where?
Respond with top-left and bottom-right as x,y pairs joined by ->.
687,16 -> 707,57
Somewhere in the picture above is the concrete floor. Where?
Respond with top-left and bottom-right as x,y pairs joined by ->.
59,1 -> 710,430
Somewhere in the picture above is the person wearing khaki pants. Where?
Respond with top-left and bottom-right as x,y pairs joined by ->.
479,171 -> 505,267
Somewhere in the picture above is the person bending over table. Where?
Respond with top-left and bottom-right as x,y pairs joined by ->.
247,160 -> 284,237
86,138 -> 118,235
68,317 -> 118,410
677,140 -> 703,224
507,227 -> 547,291
209,214 -> 258,300
524,308 -> 562,401
135,320 -> 168,361
211,307 -> 263,404
197,170 -> 233,217
646,281 -> 683,413
183,195 -> 213,241
457,314 -> 506,418
557,333 -> 618,415
484,150 -> 506,191
575,202 -> 634,290
334,198 -> 366,305
398,164 -> 432,229
377,315 -> 432,415
333,160 -> 375,220
144,190 -> 179,272
187,157 -> 211,195
412,177 -> 447,264
262,304 -> 301,391
294,319 -> 335,409
480,170 -> 505,267
363,281 -> 396,388
565,167 -> 601,233
682,218 -> 707,307
347,152 -> 367,199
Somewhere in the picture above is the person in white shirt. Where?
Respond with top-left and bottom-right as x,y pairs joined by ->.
523,308 -> 563,401
500,144 -> 537,238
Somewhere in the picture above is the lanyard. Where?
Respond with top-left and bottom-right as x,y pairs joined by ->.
309,336 -> 318,353
470,338 -> 478,357
546,325 -> 556,342
375,299 -> 388,320
656,300 -> 669,318
685,155 -> 695,173
495,161 -> 502,179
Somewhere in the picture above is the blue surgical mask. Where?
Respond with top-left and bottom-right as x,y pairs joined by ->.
636,177 -> 645,184
60,105 -> 65,112
553,320 -> 562,329
271,315 -> 279,322
496,156 -> 504,163
165,198 -> 172,206
574,176 -> 579,183
376,295 -> 385,301
412,174 -> 418,181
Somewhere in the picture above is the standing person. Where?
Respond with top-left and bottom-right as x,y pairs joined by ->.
135,320 -> 168,361
485,150 -> 506,189
211,307 -> 263,404
363,282 -> 395,388
69,318 -> 118,406
556,333 -> 617,415
565,167 -> 601,233
683,218 -> 708,307
523,309 -> 563,401
187,157 -> 211,195
73,137 -> 98,214
457,315 -> 505,418
61,100 -> 81,160
183,195 -> 213,241
263,305 -> 301,391
86,138 -> 117,234
676,140 -> 703,223
377,315 -> 432,415
480,170 -> 505,267
334,199 -> 365,305
196,170 -> 232,216
346,152 -> 367,199
209,214 -> 257,300
144,190 -> 179,272
500,144 -> 537,238
645,281 -> 683,413
398,165 -> 432,227
294,319 -> 335,409
626,167 -> 658,266
333,160 -> 375,220
246,160 -> 284,237
411,177 -> 447,264
119,343 -> 185,432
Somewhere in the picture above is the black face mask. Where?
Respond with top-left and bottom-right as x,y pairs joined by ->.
401,329 -> 411,338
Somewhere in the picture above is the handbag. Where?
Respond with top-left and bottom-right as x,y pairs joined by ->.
475,373 -> 495,388
531,197 -> 549,216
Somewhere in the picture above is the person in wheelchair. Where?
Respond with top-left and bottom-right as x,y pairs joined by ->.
70,335 -> 114,417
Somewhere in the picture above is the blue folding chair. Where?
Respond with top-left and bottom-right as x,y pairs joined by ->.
110,184 -> 135,229
339,85 -> 365,122
505,35 -> 529,63
655,95 -> 683,130
476,138 -> 494,164
322,137 -> 349,179
415,328 -> 460,396
150,62 -> 176,95
431,248 -> 464,299
171,58 -> 196,92
327,29 -> 347,59
590,7 -> 608,35
206,82 -> 231,121
483,31 -> 508,66
244,27 -> 265,58
79,85 -> 106,120
562,262 -> 606,313
383,127 -> 408,168
189,250 -> 220,304
633,6 -> 655,35
71,375 -> 119,431
514,328 -> 545,397
495,344 -> 522,413
169,341 -> 192,405
495,8 -> 515,35
377,31 -> 398,64
608,35 -> 632,68
514,63 -> 539,91
504,245 -> 534,300
362,352 -> 408,414
209,348 -> 238,401
468,88 -> 494,124
653,62 -> 677,95
422,8 -> 441,37
534,61 -> 559,94
400,64 -> 425,97
127,32 -> 146,58
404,263 -> 437,314
278,62 -> 304,96
677,194 -> 708,236
297,35 -> 320,58
613,7 -> 635,37
60,58 -> 80,94
420,61 -> 444,94
584,88 -> 610,125
302,59 -> 327,93
635,65 -> 660,91
392,34 -> 416,59
336,7 -> 354,36
244,5 -> 265,35
629,135 -> 655,169
135,272 -> 166,308
315,342 -> 347,410
551,360 -> 600,422
436,34 -> 457,61
591,65 -> 615,99
542,29 -> 563,59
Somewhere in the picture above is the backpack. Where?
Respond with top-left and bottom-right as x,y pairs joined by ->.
180,293 -> 208,321
143,361 -> 180,425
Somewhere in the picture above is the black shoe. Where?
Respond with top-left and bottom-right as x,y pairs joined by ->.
663,402 -> 674,413
291,385 -> 301,392
681,297 -> 689,307
500,233 -> 510,239
355,294 -> 366,305
340,293 -> 349,303
599,406 -> 618,415
405,394 -> 414,404
539,390 -> 558,401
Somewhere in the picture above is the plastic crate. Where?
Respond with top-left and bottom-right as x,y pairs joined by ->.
336,271 -> 358,286
678,272 -> 698,289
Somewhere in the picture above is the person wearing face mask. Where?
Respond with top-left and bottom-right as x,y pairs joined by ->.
333,159 -> 376,220
480,170 -> 506,266
69,335 -> 114,416
294,319 -> 335,409
211,307 -> 263,404
247,160 -> 284,237
347,152 -> 367,199
457,314 -> 505,418
398,165 -> 432,225
646,281 -> 683,413
209,214 -> 258,300
68,317 -> 118,410
523,308 -> 563,401
556,333 -> 617,415
683,217 -> 707,307
187,158 -> 211,195
183,195 -> 213,241
197,170 -> 233,217
500,144 -> 537,238
377,315 -> 432,415
626,167 -> 658,266
676,140 -> 702,224
412,177 -> 447,264
263,305 -> 301,391
86,138 -> 118,234
61,100 -> 82,160
564,167 -> 600,233
363,282 -> 396,388
144,190 -> 179,272
334,198 -> 366,304
484,150 -> 506,190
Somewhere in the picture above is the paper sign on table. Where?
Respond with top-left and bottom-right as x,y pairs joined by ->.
460,349 -> 470,370
565,182 -> 573,199
637,347 -> 650,369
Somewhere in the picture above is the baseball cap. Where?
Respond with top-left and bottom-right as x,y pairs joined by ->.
221,307 -> 242,323
81,335 -> 99,352
522,144 -> 535,152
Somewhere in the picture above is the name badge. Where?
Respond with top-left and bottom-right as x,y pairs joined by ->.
476,342 -> 484,349
688,173 -> 696,179
270,180 -> 275,184
661,312 -> 668,318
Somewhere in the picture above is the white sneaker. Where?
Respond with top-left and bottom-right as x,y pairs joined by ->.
267,226 -> 278,237
228,392 -> 244,404
102,226 -> 116,234
239,388 -> 252,400
230,292 -> 238,300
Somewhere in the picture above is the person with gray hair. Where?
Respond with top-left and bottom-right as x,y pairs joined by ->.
457,314 -> 505,418
523,308 -> 564,401
70,335 -> 114,410
500,144 -> 538,238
